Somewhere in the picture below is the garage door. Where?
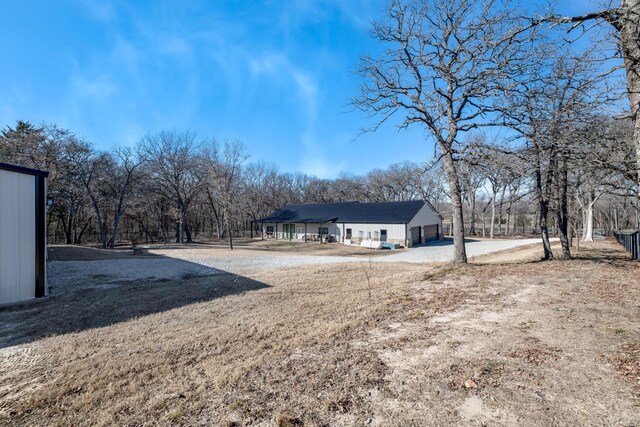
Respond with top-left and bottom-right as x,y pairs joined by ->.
410,226 -> 421,246
422,224 -> 439,242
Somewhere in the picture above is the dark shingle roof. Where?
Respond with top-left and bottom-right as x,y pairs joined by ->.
259,200 -> 428,224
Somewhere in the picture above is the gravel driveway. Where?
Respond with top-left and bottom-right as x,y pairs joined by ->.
47,239 -> 545,296
376,238 -> 548,263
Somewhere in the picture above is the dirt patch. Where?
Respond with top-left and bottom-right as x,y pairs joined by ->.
613,342 -> 640,389
2,239 -> 640,426
48,245 -> 157,261
229,239 -> 401,257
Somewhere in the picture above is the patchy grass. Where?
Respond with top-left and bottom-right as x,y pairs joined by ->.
2,239 -> 640,426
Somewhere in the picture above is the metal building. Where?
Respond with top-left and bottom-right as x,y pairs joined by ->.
259,200 -> 443,248
0,162 -> 48,305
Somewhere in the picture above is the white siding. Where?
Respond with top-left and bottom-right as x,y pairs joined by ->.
0,170 -> 36,304
407,202 -> 442,229
340,223 -> 406,242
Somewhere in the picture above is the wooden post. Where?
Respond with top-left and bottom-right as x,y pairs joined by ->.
304,223 -> 307,243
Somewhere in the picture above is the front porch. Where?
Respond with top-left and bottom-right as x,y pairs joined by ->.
263,222 -> 340,243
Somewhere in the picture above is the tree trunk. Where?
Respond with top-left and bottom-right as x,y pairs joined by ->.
177,204 -> 185,244
185,223 -> 193,243
490,194 -> 496,239
469,195 -> 476,236
227,224 -> 234,250
583,202 -> 595,242
620,0 -> 640,207
64,211 -> 73,245
540,200 -> 553,260
556,157 -> 571,259
87,192 -> 107,249
110,213 -> 122,249
442,150 -> 467,263
535,154 -> 553,260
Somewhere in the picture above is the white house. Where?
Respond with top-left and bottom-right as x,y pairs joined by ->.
0,162 -> 48,305
259,200 -> 442,247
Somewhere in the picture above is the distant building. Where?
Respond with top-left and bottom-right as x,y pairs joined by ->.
259,200 -> 442,247
0,162 -> 48,305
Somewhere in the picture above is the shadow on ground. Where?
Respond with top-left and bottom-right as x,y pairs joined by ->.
0,247 -> 270,348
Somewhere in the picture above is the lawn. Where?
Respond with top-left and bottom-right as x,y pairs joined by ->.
1,240 -> 638,426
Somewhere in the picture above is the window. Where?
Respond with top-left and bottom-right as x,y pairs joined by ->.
346,228 -> 352,239
359,230 -> 364,239
296,227 -> 304,234
318,227 -> 329,235
373,231 -> 380,240
380,229 -> 387,241
266,226 -> 274,233
366,231 -> 372,239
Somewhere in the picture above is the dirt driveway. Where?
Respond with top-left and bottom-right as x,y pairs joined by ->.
1,241 -> 638,426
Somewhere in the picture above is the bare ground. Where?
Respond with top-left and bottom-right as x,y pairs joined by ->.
49,238 -> 401,261
1,240 -> 639,426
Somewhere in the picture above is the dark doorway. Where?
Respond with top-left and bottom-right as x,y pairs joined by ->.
410,226 -> 421,246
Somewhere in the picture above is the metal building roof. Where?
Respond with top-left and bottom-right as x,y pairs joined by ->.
0,162 -> 49,177
259,200 -> 429,224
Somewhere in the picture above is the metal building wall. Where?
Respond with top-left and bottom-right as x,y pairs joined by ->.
0,169 -> 37,304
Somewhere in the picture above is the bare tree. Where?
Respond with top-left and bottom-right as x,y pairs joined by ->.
139,131 -> 205,244
204,139 -> 249,250
535,0 -> 640,204
105,147 -> 147,248
355,0 -> 533,263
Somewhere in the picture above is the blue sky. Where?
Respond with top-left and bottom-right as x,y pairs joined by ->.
0,0 -> 601,178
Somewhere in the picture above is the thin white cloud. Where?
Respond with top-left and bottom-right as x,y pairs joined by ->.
81,0 -> 115,22
73,75 -> 118,98
300,156 -> 348,179
158,35 -> 193,57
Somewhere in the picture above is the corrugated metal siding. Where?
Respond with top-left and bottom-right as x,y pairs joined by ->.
0,170 -> 36,304
340,223 -> 406,241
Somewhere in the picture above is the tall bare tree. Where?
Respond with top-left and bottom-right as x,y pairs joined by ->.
204,139 -> 248,250
355,0 -> 533,263
105,147 -> 147,248
140,131 -> 205,244
536,0 -> 640,205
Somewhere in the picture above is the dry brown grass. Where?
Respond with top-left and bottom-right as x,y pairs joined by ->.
2,239 -> 640,426
239,239 -> 401,257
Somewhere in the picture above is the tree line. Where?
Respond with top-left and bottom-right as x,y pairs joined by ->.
0,122 -> 450,249
0,116 -> 635,254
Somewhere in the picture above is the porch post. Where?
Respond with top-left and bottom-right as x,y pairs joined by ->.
304,223 -> 307,243
275,223 -> 278,240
